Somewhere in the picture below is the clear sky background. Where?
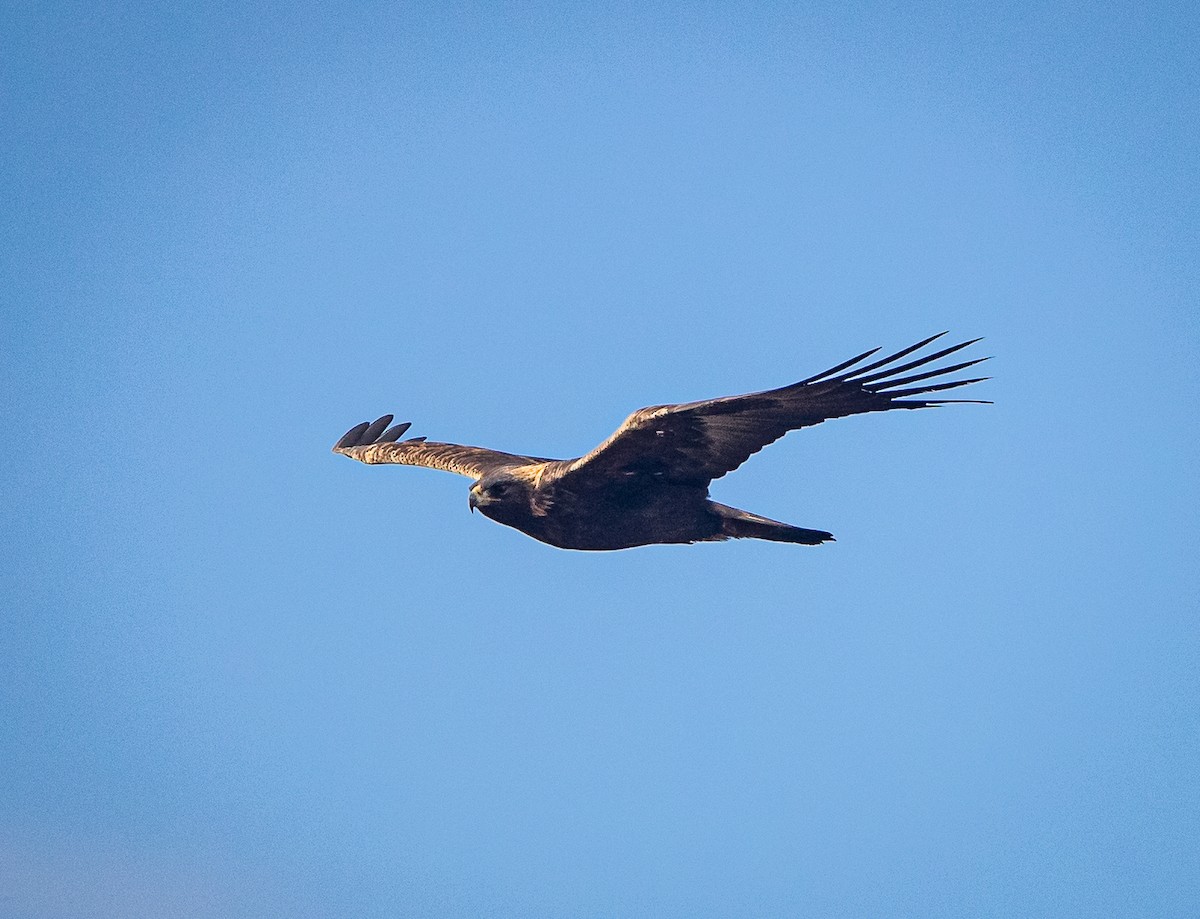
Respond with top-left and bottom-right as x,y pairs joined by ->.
3,2 -> 1197,917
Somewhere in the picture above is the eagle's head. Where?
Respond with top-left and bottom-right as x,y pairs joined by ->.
468,470 -> 535,525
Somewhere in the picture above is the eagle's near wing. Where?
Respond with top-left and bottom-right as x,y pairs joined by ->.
333,415 -> 547,479
548,332 -> 989,489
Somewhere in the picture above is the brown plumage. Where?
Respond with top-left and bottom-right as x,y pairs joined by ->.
333,332 -> 990,550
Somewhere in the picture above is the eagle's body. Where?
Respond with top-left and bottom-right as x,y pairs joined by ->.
334,333 -> 989,550
477,473 -> 722,550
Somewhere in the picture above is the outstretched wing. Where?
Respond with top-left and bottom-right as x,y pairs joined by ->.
333,415 -> 547,479
548,332 -> 990,488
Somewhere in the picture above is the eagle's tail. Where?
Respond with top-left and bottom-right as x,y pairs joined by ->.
709,502 -> 834,545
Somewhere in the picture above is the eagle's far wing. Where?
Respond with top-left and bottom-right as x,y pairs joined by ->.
333,415 -> 546,479
549,333 -> 990,488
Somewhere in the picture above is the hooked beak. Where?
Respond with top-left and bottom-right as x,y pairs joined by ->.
468,485 -> 479,513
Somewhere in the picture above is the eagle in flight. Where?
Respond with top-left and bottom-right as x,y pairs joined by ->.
334,332 -> 989,551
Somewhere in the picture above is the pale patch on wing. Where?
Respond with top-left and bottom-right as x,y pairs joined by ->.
333,414 -> 552,479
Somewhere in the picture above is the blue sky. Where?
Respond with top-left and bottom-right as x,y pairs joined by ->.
3,2 -> 1197,916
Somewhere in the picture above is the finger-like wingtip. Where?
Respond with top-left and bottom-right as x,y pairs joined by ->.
333,414 -> 415,454
333,421 -> 371,452
360,414 -> 395,444
378,422 -> 412,443
834,331 -> 951,381
799,346 -> 883,385
851,337 -> 982,386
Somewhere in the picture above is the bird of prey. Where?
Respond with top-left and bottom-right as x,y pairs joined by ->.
333,332 -> 989,551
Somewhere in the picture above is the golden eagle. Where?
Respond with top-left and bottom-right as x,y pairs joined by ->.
333,333 -> 988,550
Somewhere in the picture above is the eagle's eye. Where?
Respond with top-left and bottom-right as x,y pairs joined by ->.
486,481 -> 508,497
